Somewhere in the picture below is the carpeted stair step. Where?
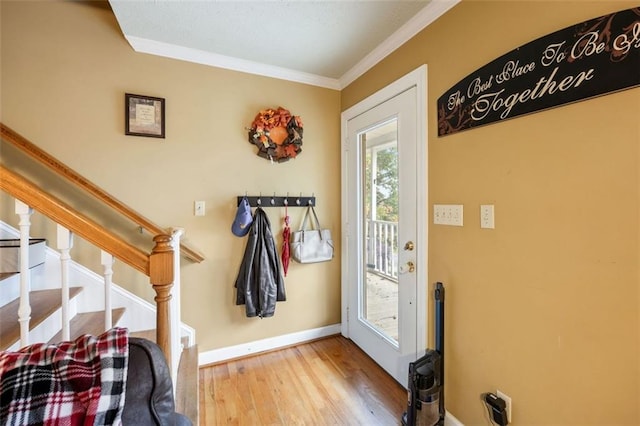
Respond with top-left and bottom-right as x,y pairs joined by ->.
0,287 -> 83,350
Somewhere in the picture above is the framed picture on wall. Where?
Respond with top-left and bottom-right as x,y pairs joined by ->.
125,93 -> 165,138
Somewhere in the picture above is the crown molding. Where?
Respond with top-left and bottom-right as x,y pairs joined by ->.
125,35 -> 342,90
123,0 -> 459,91
339,0 -> 460,89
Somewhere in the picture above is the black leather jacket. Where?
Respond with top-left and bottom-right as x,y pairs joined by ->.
235,207 -> 286,317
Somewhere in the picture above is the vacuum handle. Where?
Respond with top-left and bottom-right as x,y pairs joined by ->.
434,282 -> 444,354
434,281 -> 445,425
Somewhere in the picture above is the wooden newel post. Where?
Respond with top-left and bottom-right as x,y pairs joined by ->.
149,234 -> 174,368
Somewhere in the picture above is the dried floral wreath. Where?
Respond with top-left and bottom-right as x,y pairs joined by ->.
248,107 -> 303,162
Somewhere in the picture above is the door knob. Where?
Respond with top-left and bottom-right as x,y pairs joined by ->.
404,241 -> 414,251
400,261 -> 415,274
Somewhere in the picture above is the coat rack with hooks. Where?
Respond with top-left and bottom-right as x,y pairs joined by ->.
237,194 -> 316,208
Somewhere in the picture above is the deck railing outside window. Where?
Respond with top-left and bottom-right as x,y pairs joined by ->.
366,219 -> 398,281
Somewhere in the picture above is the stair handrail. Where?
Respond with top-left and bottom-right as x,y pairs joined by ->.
0,123 -> 204,263
1,166 -> 174,359
1,166 -> 149,273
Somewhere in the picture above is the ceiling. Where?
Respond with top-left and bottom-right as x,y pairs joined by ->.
108,0 -> 459,90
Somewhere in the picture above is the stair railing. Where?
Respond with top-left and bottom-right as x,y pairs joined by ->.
0,166 -> 178,371
0,123 -> 204,264
1,123 -> 201,379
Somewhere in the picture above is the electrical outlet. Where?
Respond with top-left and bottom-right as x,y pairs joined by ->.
480,204 -> 495,229
496,390 -> 512,423
194,201 -> 205,216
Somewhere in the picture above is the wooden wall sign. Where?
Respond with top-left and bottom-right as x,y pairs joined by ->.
437,8 -> 640,136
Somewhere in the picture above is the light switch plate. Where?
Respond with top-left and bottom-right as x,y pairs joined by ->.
194,201 -> 206,216
434,204 -> 463,226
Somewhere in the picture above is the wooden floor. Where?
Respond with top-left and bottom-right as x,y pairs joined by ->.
199,335 -> 407,426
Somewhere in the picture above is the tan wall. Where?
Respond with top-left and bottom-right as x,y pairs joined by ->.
343,1 -> 639,424
0,1 -> 341,352
3,0 -> 639,423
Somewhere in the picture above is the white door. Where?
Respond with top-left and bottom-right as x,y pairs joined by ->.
341,66 -> 427,387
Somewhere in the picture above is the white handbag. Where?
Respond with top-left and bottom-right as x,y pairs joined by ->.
291,206 -> 334,263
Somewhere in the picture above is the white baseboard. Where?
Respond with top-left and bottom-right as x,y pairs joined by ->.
198,324 -> 342,366
446,411 -> 464,426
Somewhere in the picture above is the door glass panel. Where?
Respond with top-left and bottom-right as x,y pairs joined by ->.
361,119 -> 399,344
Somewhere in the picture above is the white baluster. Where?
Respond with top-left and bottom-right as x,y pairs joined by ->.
386,223 -> 390,276
56,226 -> 73,341
383,222 -> 389,276
366,219 -> 374,269
101,251 -> 114,330
169,228 -> 184,390
15,200 -> 33,348
373,221 -> 379,272
391,223 -> 398,278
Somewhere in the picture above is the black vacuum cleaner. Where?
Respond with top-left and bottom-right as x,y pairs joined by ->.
402,282 -> 445,426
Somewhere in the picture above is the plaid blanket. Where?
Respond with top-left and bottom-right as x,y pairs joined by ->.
0,328 -> 129,426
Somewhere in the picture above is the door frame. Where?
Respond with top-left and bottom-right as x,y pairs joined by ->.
340,65 -> 428,367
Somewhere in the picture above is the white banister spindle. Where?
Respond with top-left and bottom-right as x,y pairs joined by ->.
383,223 -> 389,274
56,225 -> 73,341
169,228 -> 184,388
390,224 -> 396,277
15,200 -> 33,348
373,222 -> 379,270
101,251 -> 114,330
